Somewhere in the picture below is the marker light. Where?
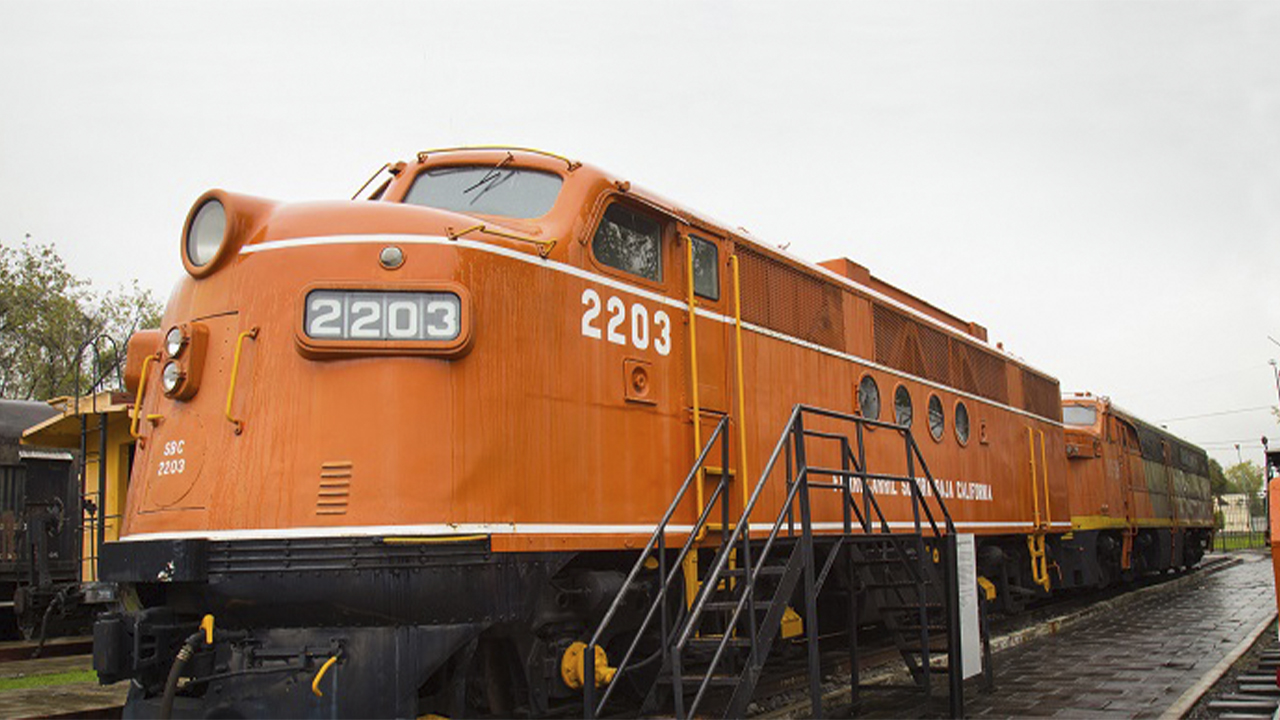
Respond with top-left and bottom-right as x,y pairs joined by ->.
165,327 -> 188,358
186,199 -> 227,267
161,361 -> 184,395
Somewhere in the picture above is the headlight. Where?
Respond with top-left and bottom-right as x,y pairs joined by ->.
186,198 -> 227,267
165,326 -> 187,358
161,361 -> 184,395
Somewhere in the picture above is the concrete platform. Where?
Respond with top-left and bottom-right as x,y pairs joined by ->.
0,653 -> 127,719
846,550 -> 1277,719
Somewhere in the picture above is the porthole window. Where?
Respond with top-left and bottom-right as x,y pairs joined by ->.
592,204 -> 663,281
955,401 -> 970,446
894,385 -> 913,428
857,375 -> 880,420
928,395 -> 945,442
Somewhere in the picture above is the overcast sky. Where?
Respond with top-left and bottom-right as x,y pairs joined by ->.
2,0 -> 1277,468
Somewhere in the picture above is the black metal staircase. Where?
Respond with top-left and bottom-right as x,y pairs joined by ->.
583,404 -> 971,719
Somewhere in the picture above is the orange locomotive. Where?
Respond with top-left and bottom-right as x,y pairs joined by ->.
92,147 -> 1191,717
1060,394 -> 1213,586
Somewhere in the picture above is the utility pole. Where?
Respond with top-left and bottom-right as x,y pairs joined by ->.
1264,436 -> 1271,545
1270,359 -> 1280,406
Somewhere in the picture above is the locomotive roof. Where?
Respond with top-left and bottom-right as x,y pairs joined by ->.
386,147 -> 1059,385
0,399 -> 59,444
1062,392 -> 1207,460
531,150 -> 1059,383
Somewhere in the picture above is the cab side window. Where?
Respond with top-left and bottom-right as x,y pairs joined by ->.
593,204 -> 663,282
691,236 -> 719,301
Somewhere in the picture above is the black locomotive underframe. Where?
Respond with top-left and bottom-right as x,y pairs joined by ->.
94,536 -> 593,719
92,526 -> 1214,718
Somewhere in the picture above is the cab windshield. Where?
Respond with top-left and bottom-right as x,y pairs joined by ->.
1062,405 -> 1098,427
403,165 -> 562,219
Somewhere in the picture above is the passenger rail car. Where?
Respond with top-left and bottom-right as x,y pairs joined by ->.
93,147 -> 1189,718
1061,394 -> 1213,585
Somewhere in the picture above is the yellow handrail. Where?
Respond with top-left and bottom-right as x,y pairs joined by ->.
311,654 -> 339,697
129,353 -> 160,439
447,223 -> 557,258
682,235 -> 704,609
225,327 -> 259,435
1026,426 -> 1051,591
685,236 -> 704,513
730,255 -> 750,509
416,146 -> 582,171
1038,428 -> 1051,526
1027,427 -> 1041,528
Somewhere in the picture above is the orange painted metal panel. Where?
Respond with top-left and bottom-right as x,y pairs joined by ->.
122,149 -> 1077,552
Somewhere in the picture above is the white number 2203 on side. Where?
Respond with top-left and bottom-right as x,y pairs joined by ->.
581,288 -> 671,356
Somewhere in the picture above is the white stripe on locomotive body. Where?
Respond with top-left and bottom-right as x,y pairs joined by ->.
241,233 -> 1064,427
121,520 -> 1075,543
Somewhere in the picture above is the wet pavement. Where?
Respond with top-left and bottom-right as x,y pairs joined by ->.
849,550 -> 1277,719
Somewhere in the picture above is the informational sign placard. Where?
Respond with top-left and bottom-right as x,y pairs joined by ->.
955,533 -> 983,679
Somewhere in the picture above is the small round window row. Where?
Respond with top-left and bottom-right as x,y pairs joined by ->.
856,374 -> 970,446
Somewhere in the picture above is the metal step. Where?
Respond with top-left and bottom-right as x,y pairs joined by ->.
855,550 -> 916,563
703,600 -> 773,613
660,673 -> 741,687
896,622 -> 947,632
864,580 -> 927,589
687,636 -> 752,650
880,602 -> 943,612
721,566 -> 787,578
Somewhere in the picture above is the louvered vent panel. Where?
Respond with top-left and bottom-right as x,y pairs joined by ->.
737,247 -> 845,351
948,341 -> 980,395
969,346 -> 1009,404
874,302 -> 1012,405
1020,369 -> 1062,422
918,325 -> 951,385
870,304 -> 919,374
317,462 -> 352,515
872,303 -> 905,367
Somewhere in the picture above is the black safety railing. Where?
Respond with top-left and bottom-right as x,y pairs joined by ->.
72,333 -> 124,582
582,414 -> 735,718
583,404 -> 964,719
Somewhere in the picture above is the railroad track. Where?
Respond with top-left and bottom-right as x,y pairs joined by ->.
0,635 -> 93,663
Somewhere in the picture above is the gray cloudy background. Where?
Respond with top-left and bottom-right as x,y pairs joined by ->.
2,0 -> 1278,467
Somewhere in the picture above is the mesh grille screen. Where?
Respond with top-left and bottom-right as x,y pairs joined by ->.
738,247 -> 845,351
873,304 -> 923,377
873,303 -> 1014,407
970,347 -> 1009,403
1020,369 -> 1062,422
947,341 -> 980,396
919,325 -> 951,386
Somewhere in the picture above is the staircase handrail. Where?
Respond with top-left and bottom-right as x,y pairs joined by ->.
675,405 -> 957,714
584,403 -> 958,719
673,404 -> 802,650
584,414 -> 732,716
797,404 -> 955,536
